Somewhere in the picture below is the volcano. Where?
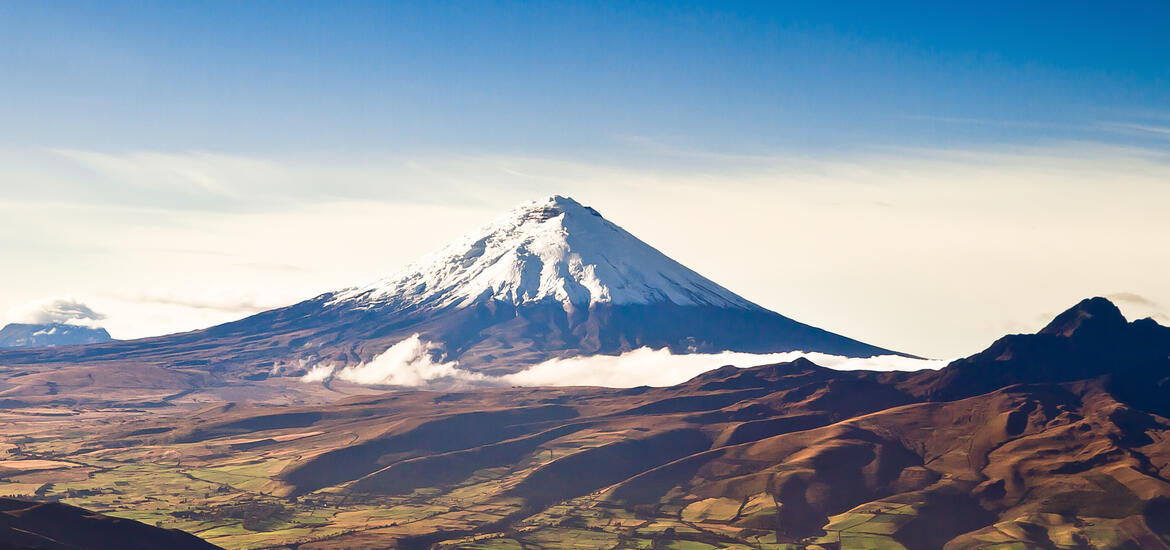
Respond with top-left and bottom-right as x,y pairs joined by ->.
0,196 -> 898,381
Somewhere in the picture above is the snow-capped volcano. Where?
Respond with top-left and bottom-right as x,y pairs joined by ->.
0,196 -> 901,380
299,194 -> 897,374
331,196 -> 759,311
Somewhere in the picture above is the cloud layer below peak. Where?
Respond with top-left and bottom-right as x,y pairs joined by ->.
303,335 -> 948,390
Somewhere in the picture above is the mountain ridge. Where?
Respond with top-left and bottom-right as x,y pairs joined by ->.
0,322 -> 113,348
48,296 -> 1167,549
0,498 -> 220,550
906,296 -> 1170,404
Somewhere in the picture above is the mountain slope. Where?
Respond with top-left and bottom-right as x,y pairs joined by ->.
0,196 -> 897,381
904,296 -> 1170,407
0,498 -> 220,550
44,297 -> 1168,549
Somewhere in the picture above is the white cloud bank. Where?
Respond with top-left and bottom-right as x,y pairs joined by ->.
330,334 -> 488,387
502,348 -> 948,388
305,335 -> 948,389
6,296 -> 106,327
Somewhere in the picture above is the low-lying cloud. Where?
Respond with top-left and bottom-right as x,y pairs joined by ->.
305,335 -> 948,389
327,334 -> 487,388
6,297 -> 106,327
502,348 -> 948,388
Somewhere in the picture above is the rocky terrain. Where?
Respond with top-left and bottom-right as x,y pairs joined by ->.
2,297 -> 1167,548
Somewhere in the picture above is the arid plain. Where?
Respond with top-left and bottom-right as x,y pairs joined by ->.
2,298 -> 1169,549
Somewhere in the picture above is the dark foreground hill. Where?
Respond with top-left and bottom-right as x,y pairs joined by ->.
22,296 -> 1158,549
0,498 -> 219,550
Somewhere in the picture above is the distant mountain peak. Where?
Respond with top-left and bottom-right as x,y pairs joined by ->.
0,322 -> 113,348
330,195 -> 763,311
1039,296 -> 1128,338
914,296 -> 1170,403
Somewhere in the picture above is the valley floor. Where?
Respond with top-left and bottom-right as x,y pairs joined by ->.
2,377 -> 1168,550
2,299 -> 1169,549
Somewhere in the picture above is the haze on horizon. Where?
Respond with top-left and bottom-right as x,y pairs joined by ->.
1,1 -> 1168,359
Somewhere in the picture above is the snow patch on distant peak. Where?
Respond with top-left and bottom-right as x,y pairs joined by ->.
330,195 -> 762,310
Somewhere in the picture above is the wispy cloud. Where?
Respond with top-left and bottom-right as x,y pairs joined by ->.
1103,122 -> 1170,138
112,288 -> 307,314
17,141 -> 1170,216
6,297 -> 106,327
891,113 -> 1087,130
1107,292 -> 1170,323
1108,292 -> 1158,308
4,143 -> 1170,356
53,149 -> 283,197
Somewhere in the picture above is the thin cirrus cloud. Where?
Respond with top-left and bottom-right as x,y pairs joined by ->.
2,141 -> 1170,356
113,288 -> 305,314
1102,122 -> 1170,138
39,147 -> 506,210
51,149 -> 282,198
27,139 -> 1170,214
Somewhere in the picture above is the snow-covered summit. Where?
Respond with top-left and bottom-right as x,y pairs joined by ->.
330,195 -> 763,311
0,322 -> 113,348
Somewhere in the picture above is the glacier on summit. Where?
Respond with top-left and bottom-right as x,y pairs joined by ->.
330,195 -> 760,311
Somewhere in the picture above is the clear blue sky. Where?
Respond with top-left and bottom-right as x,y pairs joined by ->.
2,1 -> 1168,156
2,1 -> 1169,358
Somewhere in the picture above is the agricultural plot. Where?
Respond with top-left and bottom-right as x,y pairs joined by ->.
4,332 -> 1170,550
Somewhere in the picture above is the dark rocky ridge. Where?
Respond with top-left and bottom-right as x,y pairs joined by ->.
91,297 -> 1170,548
905,296 -> 1170,407
0,498 -> 220,550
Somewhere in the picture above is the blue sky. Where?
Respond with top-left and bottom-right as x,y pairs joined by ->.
1,2 -> 1169,358
3,1 -> 1168,155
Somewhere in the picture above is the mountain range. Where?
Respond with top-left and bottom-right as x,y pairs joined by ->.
6,296 -> 1166,549
2,197 -> 1168,549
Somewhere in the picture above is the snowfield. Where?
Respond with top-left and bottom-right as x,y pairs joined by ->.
329,195 -> 762,311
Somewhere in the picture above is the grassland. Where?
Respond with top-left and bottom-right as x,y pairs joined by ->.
1,398 -> 1163,550
3,353 -> 1169,550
